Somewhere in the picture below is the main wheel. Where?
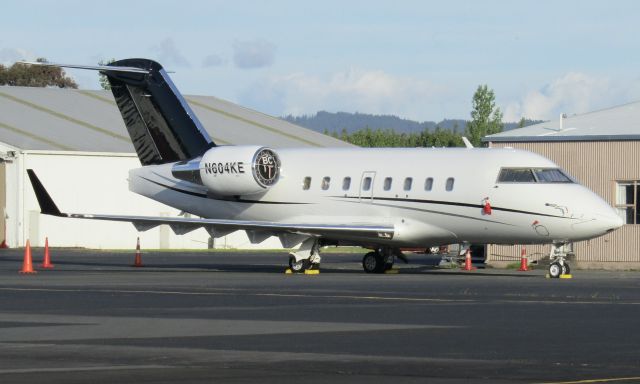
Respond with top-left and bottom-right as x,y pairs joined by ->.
362,252 -> 385,274
562,263 -> 571,275
549,262 -> 562,278
289,256 -> 310,272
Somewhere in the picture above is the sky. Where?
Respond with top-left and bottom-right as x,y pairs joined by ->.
1,0 -> 640,122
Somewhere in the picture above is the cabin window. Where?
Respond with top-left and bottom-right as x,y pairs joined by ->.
362,177 -> 372,191
321,177 -> 330,190
303,177 -> 311,190
445,177 -> 454,191
404,177 -> 413,191
424,177 -> 433,191
342,177 -> 351,191
384,177 -> 392,191
615,181 -> 639,224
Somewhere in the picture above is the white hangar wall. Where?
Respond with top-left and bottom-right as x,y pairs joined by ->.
2,147 -> 282,250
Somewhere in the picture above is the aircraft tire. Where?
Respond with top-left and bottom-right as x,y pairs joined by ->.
549,262 -> 562,278
362,252 -> 385,274
562,263 -> 570,275
289,256 -> 310,273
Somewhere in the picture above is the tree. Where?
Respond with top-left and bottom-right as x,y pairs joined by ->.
465,85 -> 503,146
98,58 -> 116,90
0,58 -> 78,88
518,117 -> 526,128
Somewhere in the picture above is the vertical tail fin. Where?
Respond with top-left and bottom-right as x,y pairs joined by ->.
105,59 -> 215,165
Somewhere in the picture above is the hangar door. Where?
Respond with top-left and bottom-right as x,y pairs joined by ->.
0,162 -> 5,247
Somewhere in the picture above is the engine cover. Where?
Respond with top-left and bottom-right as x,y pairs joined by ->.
199,146 -> 280,196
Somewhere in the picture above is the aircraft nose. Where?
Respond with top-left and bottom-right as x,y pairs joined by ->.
594,206 -> 624,233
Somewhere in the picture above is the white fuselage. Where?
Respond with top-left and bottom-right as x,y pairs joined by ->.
128,147 -> 622,248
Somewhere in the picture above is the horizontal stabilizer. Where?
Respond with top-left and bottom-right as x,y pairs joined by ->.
18,61 -> 150,74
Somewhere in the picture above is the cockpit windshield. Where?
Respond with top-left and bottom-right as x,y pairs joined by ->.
498,168 -> 573,183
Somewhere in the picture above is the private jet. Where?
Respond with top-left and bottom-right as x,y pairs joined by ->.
23,59 -> 623,278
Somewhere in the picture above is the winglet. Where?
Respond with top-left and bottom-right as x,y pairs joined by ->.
26,170 -> 66,217
461,136 -> 474,149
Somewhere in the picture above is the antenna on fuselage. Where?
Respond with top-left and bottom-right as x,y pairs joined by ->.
462,136 -> 474,149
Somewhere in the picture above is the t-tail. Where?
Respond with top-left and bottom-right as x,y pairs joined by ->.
20,58 -> 216,165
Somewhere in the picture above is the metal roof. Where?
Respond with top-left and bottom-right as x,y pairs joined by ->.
484,101 -> 640,142
0,86 -> 352,152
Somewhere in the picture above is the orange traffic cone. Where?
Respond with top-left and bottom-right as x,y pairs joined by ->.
518,245 -> 529,271
461,248 -> 476,271
132,237 -> 143,267
41,237 -> 54,269
19,240 -> 37,274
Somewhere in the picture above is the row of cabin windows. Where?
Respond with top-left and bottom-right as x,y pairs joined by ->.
303,176 -> 455,192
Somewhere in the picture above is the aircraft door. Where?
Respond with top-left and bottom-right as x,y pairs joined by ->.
359,171 -> 376,202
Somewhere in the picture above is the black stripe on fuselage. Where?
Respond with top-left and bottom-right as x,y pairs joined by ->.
140,176 -> 308,204
332,196 -> 569,219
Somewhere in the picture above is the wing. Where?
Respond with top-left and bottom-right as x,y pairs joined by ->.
27,170 -> 395,246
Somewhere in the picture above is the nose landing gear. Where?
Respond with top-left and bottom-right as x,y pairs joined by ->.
548,243 -> 572,278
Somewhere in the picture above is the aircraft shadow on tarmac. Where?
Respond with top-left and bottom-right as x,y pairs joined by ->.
1,253 -> 539,278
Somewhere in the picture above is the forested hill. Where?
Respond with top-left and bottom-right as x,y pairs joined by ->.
282,111 -> 542,134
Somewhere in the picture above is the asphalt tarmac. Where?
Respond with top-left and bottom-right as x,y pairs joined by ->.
1,247 -> 640,384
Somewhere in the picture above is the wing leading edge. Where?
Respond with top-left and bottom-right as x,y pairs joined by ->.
26,170 -> 395,245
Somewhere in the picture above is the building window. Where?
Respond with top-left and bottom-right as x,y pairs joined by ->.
446,177 -> 455,191
404,177 -> 413,191
616,181 -> 639,224
383,177 -> 392,191
362,177 -> 372,191
321,177 -> 330,190
342,177 -> 351,191
303,177 -> 311,190
424,177 -> 433,191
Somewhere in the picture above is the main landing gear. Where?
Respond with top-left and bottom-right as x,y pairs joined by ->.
548,243 -> 572,278
288,238 -> 321,273
362,248 -> 400,274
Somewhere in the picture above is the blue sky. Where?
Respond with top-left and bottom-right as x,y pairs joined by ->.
2,0 -> 639,122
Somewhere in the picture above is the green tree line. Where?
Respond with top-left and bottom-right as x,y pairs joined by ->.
327,84 -> 504,148
0,58 -> 77,88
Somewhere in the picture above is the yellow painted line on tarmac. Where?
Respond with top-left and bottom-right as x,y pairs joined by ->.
535,376 -> 640,384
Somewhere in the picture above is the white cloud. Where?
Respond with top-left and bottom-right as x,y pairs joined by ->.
153,38 -> 190,67
504,72 -> 640,121
239,68 -> 451,120
202,54 -> 225,67
0,47 -> 38,65
233,39 -> 276,69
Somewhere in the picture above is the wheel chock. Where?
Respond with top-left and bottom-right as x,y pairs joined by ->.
284,268 -> 293,274
304,269 -> 320,275
384,268 -> 399,274
545,274 -> 551,279
560,274 -> 573,279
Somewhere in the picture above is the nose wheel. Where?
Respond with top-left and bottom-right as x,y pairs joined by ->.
548,243 -> 572,278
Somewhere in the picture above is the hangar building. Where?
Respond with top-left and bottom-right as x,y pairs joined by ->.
0,86 -> 351,250
484,102 -> 640,269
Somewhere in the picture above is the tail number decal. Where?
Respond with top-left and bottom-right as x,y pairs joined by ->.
204,162 -> 245,175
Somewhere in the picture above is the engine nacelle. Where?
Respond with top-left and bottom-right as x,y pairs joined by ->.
172,146 -> 280,196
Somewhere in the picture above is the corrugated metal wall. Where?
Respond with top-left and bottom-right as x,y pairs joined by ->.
488,140 -> 640,265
